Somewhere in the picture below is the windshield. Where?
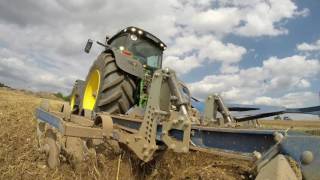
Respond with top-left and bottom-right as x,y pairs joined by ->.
110,34 -> 162,69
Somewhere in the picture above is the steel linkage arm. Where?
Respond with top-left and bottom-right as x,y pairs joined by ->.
113,68 -> 192,161
203,94 -> 234,126
161,68 -> 191,153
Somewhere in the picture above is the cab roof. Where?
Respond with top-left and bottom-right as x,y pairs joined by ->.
107,26 -> 167,51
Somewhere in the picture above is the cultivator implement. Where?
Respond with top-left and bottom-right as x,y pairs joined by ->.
36,69 -> 320,180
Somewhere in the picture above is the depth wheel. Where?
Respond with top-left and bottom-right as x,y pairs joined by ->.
44,129 -> 60,169
36,120 -> 46,149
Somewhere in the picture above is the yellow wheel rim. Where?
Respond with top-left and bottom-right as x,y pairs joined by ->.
83,70 -> 100,110
70,92 -> 76,110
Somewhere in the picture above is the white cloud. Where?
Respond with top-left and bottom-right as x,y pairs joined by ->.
177,0 -> 308,37
254,91 -> 317,108
0,0 -> 180,93
263,55 -> 319,78
163,55 -> 201,75
0,0 -> 315,111
190,7 -> 242,35
297,79 -> 310,88
297,39 -> 320,51
254,96 -> 275,106
232,0 -> 307,37
0,48 -> 76,92
166,34 -> 247,73
220,64 -> 240,74
198,37 -> 247,63
188,55 -> 320,106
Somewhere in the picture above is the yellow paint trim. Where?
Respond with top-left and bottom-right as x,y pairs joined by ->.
83,70 -> 100,110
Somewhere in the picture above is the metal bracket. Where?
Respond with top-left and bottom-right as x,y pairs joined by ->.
161,69 -> 191,153
162,111 -> 191,153
61,103 -> 71,121
116,70 -> 167,161
98,114 -> 114,138
83,109 -> 93,119
203,94 -> 234,126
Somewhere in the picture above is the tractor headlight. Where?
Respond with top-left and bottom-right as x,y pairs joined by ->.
138,30 -> 143,35
130,34 -> 138,41
119,46 -> 125,51
131,27 -> 136,32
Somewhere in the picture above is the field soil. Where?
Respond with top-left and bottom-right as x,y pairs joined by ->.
0,87 -> 261,179
259,119 -> 320,129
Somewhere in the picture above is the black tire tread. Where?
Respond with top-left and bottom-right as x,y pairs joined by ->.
100,75 -> 124,92
95,53 -> 136,114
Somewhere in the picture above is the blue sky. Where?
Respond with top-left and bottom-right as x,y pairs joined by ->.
181,1 -> 320,86
0,0 -> 319,117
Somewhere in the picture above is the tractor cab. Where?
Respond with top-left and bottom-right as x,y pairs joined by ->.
82,26 -> 168,110
107,27 -> 166,71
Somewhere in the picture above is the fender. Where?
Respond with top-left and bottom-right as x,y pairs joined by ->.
105,48 -> 144,79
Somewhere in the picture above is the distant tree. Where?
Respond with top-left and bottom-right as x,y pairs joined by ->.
54,92 -> 70,101
0,82 -> 8,88
274,115 -> 281,120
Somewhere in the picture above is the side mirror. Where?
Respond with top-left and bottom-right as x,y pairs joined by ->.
105,35 -> 110,44
84,39 -> 93,53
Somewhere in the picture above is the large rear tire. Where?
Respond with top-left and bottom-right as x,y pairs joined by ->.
82,53 -> 137,114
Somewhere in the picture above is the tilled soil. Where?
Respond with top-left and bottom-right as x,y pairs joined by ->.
0,88 -> 254,180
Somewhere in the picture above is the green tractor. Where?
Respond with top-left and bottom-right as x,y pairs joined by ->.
36,27 -> 320,179
71,27 -> 168,115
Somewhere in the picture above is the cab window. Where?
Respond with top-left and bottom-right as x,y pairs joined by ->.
126,34 -> 162,69
109,33 -> 163,69
110,35 -> 127,50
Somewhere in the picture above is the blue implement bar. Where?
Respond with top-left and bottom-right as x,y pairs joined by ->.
36,108 -> 64,132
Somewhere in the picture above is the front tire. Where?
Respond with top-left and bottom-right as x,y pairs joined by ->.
82,53 -> 137,114
70,80 -> 85,114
